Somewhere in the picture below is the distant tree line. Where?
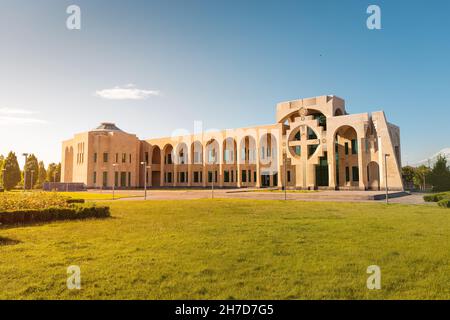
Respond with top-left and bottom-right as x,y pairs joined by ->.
402,154 -> 450,192
0,152 -> 61,191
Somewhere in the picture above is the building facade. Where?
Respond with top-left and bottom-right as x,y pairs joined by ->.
61,95 -> 404,190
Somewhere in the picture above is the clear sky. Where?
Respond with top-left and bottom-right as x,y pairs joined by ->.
0,0 -> 449,167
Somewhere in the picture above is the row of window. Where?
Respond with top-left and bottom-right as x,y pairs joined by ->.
345,166 -> 360,182
94,152 -> 133,164
162,170 -> 259,184
93,171 -> 132,187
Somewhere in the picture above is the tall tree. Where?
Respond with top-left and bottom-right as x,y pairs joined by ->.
428,154 -> 450,192
37,161 -> 47,188
47,163 -> 61,183
3,152 -> 21,190
24,154 -> 39,189
0,154 -> 4,189
413,165 -> 431,191
401,166 -> 416,188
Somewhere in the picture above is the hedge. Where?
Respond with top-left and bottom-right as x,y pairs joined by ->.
437,199 -> 450,208
0,205 -> 110,226
423,193 -> 448,202
66,198 -> 85,204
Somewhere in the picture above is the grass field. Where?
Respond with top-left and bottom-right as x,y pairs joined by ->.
58,192 -> 138,200
0,199 -> 449,299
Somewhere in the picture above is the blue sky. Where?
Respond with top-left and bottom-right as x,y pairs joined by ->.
0,0 -> 449,166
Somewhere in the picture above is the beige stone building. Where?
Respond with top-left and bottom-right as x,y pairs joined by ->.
61,95 -> 403,190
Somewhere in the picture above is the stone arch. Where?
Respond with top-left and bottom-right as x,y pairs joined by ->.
205,139 -> 220,164
175,142 -> 188,165
334,125 -> 359,188
64,146 -> 73,183
191,140 -> 203,164
239,135 -> 257,164
222,137 -> 237,164
151,146 -> 161,164
367,161 -> 380,190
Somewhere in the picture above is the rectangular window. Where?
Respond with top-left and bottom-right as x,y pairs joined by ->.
242,170 -> 247,183
287,170 -> 291,183
120,172 -> 127,187
128,172 -> 131,186
129,154 -> 132,163
93,171 -> 97,184
352,166 -> 359,182
345,167 -> 350,182
351,139 -> 358,155
122,153 -> 126,163
224,170 -> 230,183
94,153 -> 97,163
103,153 -> 109,163
208,171 -> 213,183
167,172 -> 172,183
345,143 -> 349,155
231,170 -> 234,183
115,153 -> 119,163
254,171 -> 257,183
102,171 -> 108,187
194,171 -> 199,183
114,172 -> 119,187
215,171 -> 218,183
248,170 -> 251,182
200,171 -> 203,183
145,152 -> 149,163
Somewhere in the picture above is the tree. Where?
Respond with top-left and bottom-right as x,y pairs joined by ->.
3,152 -> 21,190
24,154 -> 39,189
37,161 -> 47,188
413,165 -> 431,191
428,154 -> 450,192
401,166 -> 416,189
0,154 -> 4,189
47,163 -> 61,183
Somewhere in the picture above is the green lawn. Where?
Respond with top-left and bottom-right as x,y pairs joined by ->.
57,191 -> 139,200
0,199 -> 449,299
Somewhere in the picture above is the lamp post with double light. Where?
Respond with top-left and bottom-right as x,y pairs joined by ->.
112,163 -> 119,200
384,153 -> 390,204
140,161 -> 150,200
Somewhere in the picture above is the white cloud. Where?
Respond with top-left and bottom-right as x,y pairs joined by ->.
0,108 -> 46,125
95,84 -> 161,100
0,116 -> 47,125
0,107 -> 35,115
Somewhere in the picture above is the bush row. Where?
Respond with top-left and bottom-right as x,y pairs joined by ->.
437,199 -> 450,208
0,205 -> 110,226
423,192 -> 449,203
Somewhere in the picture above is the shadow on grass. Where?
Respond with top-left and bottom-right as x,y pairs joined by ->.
0,216 -> 113,231
0,236 -> 21,246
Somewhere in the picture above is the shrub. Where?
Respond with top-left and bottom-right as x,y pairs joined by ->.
0,205 -> 110,226
66,198 -> 85,204
423,194 -> 444,202
437,199 -> 450,208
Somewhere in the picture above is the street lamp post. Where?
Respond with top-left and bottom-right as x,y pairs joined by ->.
22,153 -> 28,192
112,163 -> 118,200
384,153 -> 390,204
140,161 -> 149,200
284,155 -> 287,201
211,154 -> 216,199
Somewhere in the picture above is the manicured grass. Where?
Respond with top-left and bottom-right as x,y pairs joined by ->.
57,192 -> 139,200
0,199 -> 449,299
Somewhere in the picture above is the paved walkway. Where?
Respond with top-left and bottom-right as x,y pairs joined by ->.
88,189 -> 428,205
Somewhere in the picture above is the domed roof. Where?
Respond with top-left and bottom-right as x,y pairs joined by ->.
94,122 -> 123,132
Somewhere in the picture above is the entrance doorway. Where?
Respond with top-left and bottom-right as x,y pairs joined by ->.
261,174 -> 270,187
315,153 -> 329,187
